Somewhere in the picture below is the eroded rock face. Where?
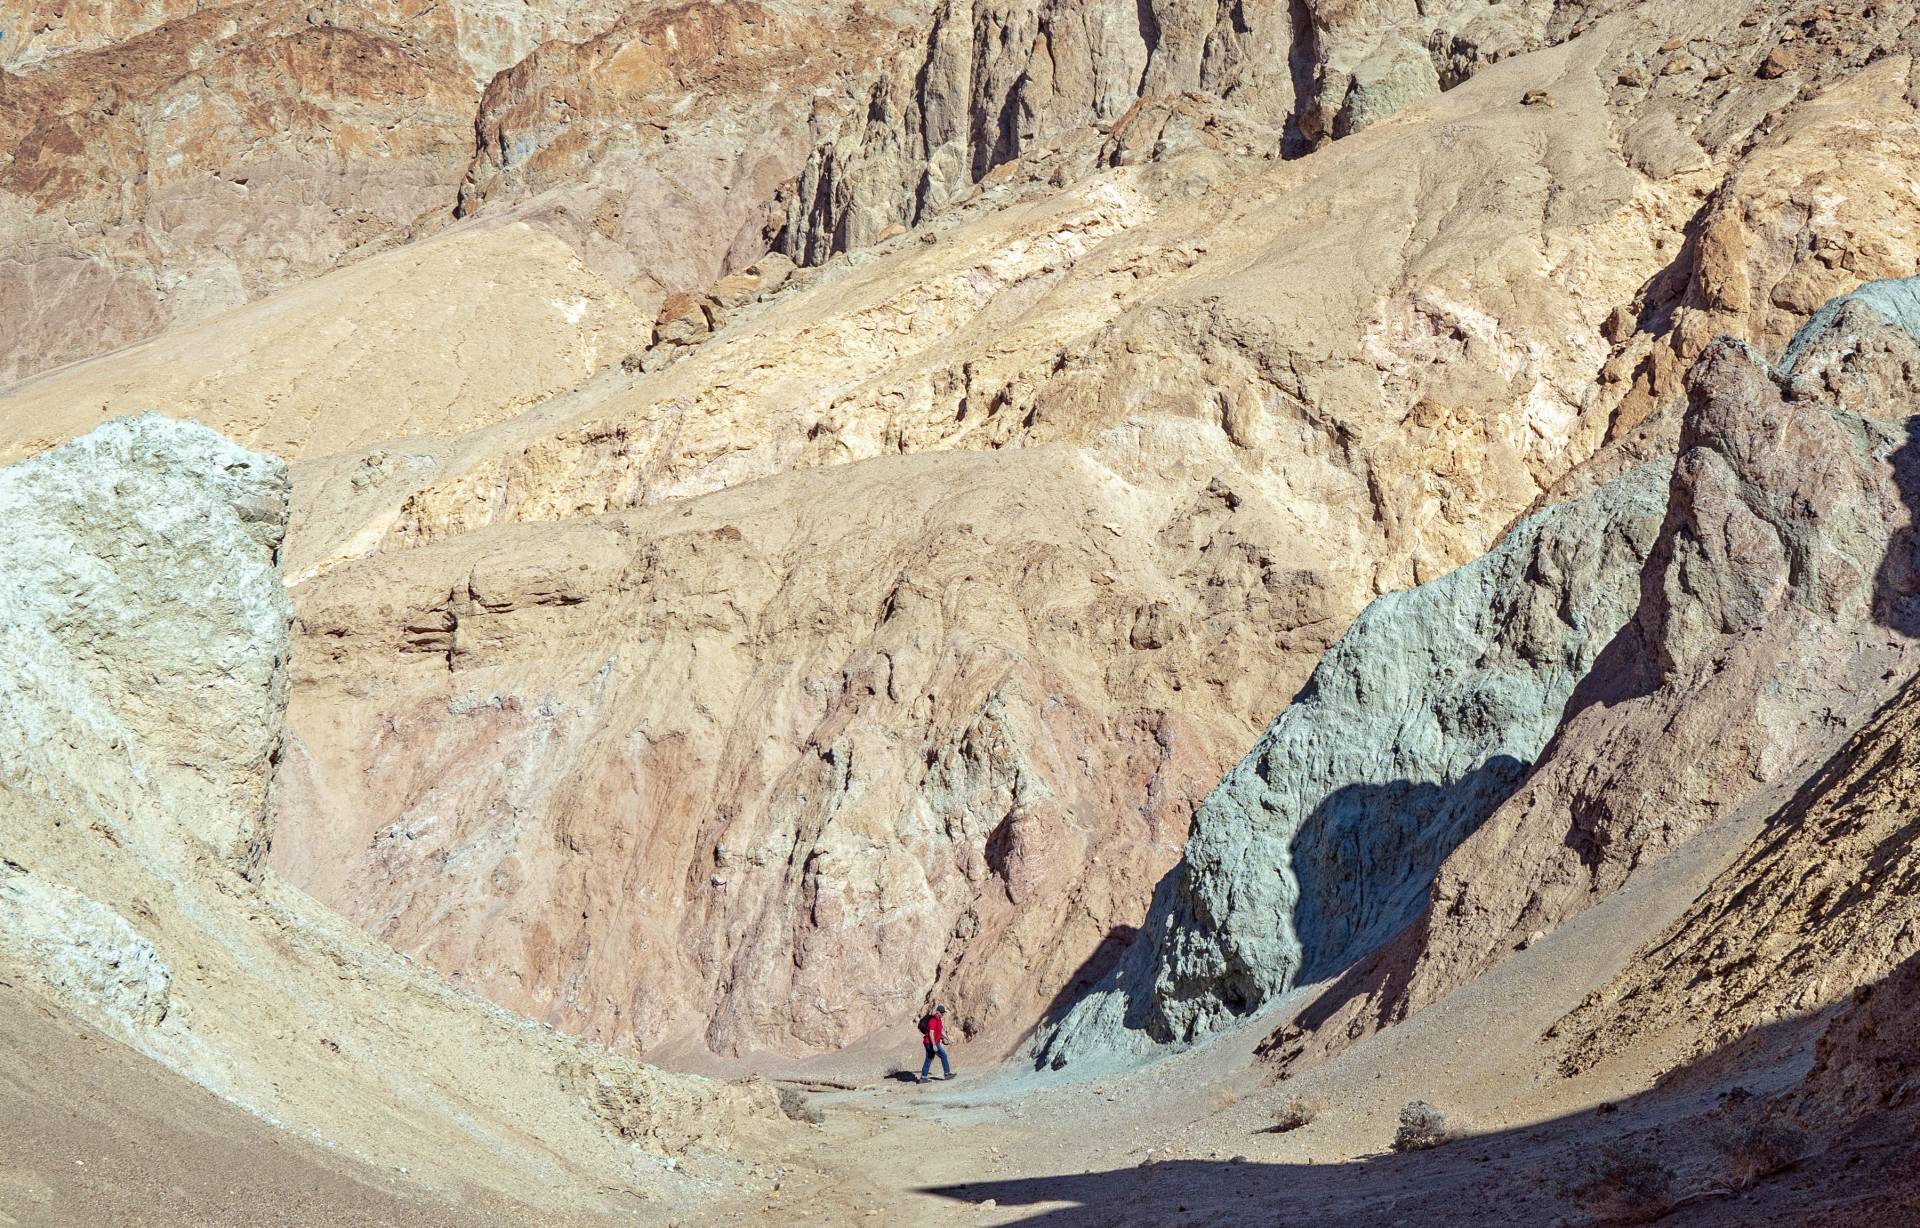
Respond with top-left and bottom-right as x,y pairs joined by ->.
0,0 -> 895,384
0,6 -> 480,382
1792,946 -> 1920,1130
778,0 -> 1605,263
1037,459 -> 1666,1067
1558,669 -> 1920,1078
277,448 -> 1326,1056
1266,282 -> 1920,1072
0,413 -> 291,871
451,0 -> 904,316
0,416 -> 780,1216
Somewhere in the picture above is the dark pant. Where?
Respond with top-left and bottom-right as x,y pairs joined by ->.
921,1041 -> 951,1079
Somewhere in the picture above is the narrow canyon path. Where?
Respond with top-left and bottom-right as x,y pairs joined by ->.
687,800 -> 1817,1226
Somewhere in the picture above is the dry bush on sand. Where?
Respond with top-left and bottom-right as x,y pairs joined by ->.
1561,1141 -> 1677,1224
1270,1094 -> 1323,1133
777,1087 -> 825,1125
1390,1100 -> 1454,1152
1711,1118 -> 1807,1189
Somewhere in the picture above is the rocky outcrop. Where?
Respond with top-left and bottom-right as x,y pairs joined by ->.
1557,668 -> 1920,1078
0,5 -> 480,382
776,0 -> 1296,263
0,414 -> 291,872
1792,946 -> 1920,1130
1036,459 -> 1666,1067
0,416 -> 782,1217
777,0 -> 1635,263
450,0 -> 902,317
0,0 -> 899,384
1266,280 -> 1920,1072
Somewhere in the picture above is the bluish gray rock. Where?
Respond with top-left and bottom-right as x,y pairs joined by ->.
1036,461 -> 1668,1068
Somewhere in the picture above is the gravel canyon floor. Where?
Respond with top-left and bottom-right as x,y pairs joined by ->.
5,0 -> 1920,1224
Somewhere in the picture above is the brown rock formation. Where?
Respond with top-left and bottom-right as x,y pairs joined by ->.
277,448 -> 1310,1055
0,4 -> 479,381
1558,670 -> 1920,1077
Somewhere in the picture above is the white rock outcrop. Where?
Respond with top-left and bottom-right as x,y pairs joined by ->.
0,412 -> 291,873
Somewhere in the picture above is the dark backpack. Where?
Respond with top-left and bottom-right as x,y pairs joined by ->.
917,1013 -> 935,1039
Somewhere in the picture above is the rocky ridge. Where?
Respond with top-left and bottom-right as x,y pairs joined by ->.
1260,278 -> 1920,1075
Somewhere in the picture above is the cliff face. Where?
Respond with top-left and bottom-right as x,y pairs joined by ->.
1262,279 -> 1920,1071
276,447 -> 1281,1055
776,0 -> 1605,263
0,414 -> 291,872
1036,458 -> 1666,1067
0,0 -> 895,383
0,5 -> 480,382
0,416 -> 780,1218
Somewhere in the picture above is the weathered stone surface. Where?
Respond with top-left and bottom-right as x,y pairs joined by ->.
0,413 -> 291,871
778,0 -> 1586,264
0,0 -> 899,385
0,5 -> 480,382
0,416 -> 780,1216
1558,667 -> 1920,1078
0,863 -> 172,1031
451,0 -> 904,317
1037,460 -> 1667,1067
1267,283 -> 1920,1073
277,447 -> 1300,1056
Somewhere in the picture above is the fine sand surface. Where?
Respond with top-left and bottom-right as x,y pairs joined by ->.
0,987 -> 513,1228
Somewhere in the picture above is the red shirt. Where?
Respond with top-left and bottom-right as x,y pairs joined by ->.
924,1014 -> 944,1044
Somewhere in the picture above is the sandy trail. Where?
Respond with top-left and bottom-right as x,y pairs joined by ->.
694,798 -> 1811,1226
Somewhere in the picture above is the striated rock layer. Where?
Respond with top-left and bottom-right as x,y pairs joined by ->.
277,446 -> 1312,1056
0,416 -> 781,1216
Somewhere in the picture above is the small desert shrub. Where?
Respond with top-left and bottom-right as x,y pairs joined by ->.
1712,1118 -> 1806,1188
1208,1086 -> 1242,1113
1271,1094 -> 1323,1133
777,1087 -> 824,1125
1562,1141 -> 1676,1225
1391,1100 -> 1453,1152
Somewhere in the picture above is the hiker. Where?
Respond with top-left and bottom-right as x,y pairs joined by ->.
917,1004 -> 953,1082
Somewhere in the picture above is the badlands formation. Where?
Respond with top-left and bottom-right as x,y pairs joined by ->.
4,0 -> 1920,1224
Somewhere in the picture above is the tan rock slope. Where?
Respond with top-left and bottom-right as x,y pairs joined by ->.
0,415 -> 782,1220
5,0 -> 1918,1070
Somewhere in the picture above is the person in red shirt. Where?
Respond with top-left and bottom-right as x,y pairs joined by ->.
916,1004 -> 953,1082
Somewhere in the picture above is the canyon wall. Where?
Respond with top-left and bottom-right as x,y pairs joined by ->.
1262,279 -> 1920,1072
0,416 -> 781,1216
